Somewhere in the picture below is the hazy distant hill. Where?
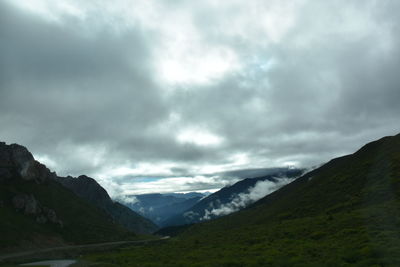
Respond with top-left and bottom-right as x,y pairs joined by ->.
163,168 -> 304,227
85,133 -> 400,266
0,142 -> 150,252
123,193 -> 204,226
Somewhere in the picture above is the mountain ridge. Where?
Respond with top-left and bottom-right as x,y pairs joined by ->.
55,175 -> 158,234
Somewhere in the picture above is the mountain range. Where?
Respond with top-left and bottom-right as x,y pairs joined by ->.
2,133 -> 400,265
121,168 -> 303,228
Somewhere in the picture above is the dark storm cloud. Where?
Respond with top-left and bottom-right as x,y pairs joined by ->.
1,0 -> 400,195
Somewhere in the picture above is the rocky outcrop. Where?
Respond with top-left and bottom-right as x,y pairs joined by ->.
12,194 -> 40,214
0,142 -> 55,184
12,193 -> 63,227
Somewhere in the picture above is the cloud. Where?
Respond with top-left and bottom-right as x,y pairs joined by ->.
202,177 -> 294,220
114,195 -> 138,205
1,0 -> 400,195
114,175 -> 237,195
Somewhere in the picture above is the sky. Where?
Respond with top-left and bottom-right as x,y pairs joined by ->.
1,0 -> 400,196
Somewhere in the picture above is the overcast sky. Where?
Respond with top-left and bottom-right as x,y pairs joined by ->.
1,0 -> 400,196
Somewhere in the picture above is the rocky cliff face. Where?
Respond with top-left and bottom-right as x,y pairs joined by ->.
0,142 -> 56,184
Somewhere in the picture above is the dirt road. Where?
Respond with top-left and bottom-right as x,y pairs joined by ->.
0,237 -> 169,262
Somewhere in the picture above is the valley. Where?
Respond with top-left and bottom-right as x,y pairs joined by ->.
2,1 -> 400,266
1,133 -> 400,266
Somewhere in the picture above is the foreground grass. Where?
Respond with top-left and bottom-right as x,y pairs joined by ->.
83,203 -> 400,266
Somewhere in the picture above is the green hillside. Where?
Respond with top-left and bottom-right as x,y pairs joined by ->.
84,134 -> 400,266
55,175 -> 158,234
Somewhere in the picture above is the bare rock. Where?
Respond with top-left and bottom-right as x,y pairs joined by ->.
24,194 -> 41,215
12,194 -> 41,215
0,142 -> 53,184
9,144 -> 34,172
22,160 -> 53,184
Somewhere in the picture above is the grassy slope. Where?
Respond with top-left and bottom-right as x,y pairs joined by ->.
0,178 -> 136,252
84,134 -> 400,266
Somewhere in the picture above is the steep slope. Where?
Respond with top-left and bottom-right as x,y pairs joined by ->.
124,193 -> 203,226
86,134 -> 400,266
163,168 -> 303,226
55,176 -> 158,234
0,142 -> 135,252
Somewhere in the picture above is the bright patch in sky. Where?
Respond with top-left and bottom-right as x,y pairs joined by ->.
159,45 -> 239,85
97,162 -> 176,179
177,128 -> 224,146
122,175 -> 234,195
